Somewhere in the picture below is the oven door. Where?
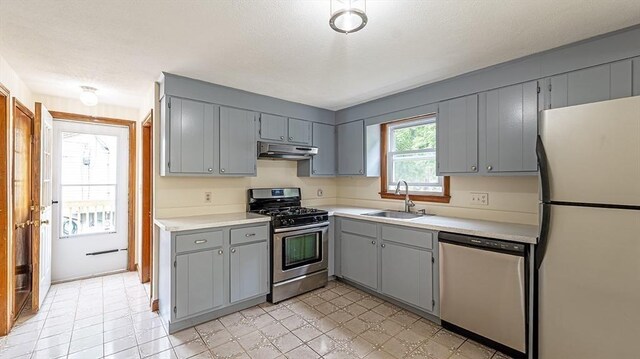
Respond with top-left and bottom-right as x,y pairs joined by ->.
273,224 -> 328,283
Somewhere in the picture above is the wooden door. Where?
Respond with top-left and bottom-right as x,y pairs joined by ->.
141,113 -> 152,283
13,100 -> 34,317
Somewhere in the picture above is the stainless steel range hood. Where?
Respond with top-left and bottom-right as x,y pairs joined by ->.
257,141 -> 318,160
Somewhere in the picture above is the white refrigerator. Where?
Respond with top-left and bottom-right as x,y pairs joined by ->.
536,96 -> 640,358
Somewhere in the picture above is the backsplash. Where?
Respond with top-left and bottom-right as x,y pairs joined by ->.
336,176 -> 539,225
155,160 -> 338,218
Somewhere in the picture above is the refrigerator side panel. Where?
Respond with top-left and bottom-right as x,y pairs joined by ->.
538,205 -> 640,359
539,96 -> 640,206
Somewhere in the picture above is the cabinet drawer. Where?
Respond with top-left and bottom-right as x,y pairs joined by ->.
381,225 -> 434,250
341,218 -> 377,238
176,230 -> 223,253
230,225 -> 269,245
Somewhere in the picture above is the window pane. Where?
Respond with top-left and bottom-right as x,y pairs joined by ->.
390,151 -> 440,188
391,122 -> 436,152
60,185 -> 116,236
61,132 -> 118,184
284,233 -> 320,267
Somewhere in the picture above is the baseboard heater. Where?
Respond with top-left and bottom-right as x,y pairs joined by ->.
86,248 -> 127,256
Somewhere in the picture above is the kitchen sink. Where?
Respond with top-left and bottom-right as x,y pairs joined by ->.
362,210 -> 431,220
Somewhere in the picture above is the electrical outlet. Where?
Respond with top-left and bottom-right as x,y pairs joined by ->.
317,188 -> 324,197
471,192 -> 489,206
204,192 -> 212,203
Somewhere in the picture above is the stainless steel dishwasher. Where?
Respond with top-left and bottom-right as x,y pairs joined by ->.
439,232 -> 527,358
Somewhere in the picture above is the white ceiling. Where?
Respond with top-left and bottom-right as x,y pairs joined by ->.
1,1 -> 639,110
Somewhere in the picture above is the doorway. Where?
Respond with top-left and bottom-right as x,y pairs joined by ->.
51,120 -> 129,281
140,110 -> 153,284
12,99 -> 36,317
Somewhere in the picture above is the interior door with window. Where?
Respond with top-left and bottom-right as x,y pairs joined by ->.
38,105 -> 53,306
52,121 -> 129,281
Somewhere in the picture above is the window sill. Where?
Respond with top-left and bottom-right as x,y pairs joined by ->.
379,192 -> 451,204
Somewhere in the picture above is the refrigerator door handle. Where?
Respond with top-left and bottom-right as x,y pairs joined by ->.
536,135 -> 550,204
535,203 -> 551,269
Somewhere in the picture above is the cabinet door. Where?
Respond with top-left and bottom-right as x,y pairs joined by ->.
220,107 -> 257,176
548,60 -> 633,109
230,241 -> 269,303
483,81 -> 538,173
288,118 -> 312,145
337,120 -> 365,175
260,113 -> 287,142
312,123 -> 336,176
381,242 -> 434,312
340,232 -> 377,289
633,57 -> 640,96
169,98 -> 217,174
175,249 -> 224,319
437,95 -> 478,174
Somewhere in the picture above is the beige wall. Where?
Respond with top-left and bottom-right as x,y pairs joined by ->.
34,94 -> 139,120
336,175 -> 539,225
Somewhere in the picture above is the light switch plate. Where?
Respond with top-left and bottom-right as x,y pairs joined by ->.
317,188 -> 324,197
471,192 -> 489,206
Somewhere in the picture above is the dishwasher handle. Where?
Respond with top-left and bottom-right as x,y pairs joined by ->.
438,232 -> 526,256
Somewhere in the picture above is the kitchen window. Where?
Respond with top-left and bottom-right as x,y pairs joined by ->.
379,115 -> 451,203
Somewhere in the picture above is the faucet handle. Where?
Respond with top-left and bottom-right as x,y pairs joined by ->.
408,199 -> 416,208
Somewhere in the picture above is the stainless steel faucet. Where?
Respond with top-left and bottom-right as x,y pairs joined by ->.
394,180 -> 415,213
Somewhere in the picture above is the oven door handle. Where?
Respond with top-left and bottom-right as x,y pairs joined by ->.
273,222 -> 329,233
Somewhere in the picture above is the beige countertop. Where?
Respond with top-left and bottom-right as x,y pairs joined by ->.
317,206 -> 539,244
154,212 -> 270,232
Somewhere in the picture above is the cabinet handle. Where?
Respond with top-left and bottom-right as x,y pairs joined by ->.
208,168 -> 213,172
487,165 -> 493,171
218,249 -> 223,255
288,136 -> 293,141
312,170 -> 317,174
381,243 -> 386,248
371,240 -> 376,245
471,165 -> 477,171
245,233 -> 256,237
231,248 -> 236,253
194,239 -> 207,244
280,136 -> 284,140
359,169 -> 363,174
221,168 -> 226,173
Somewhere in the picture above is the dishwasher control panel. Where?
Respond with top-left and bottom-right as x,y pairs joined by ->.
440,232 -> 525,255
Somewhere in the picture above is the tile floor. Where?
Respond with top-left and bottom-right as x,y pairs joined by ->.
0,272 -> 513,359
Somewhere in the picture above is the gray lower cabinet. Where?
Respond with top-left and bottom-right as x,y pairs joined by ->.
219,106 -> 257,176
158,223 -> 270,333
175,249 -> 224,319
546,59 -> 633,109
480,81 -> 538,174
298,122 -> 336,177
380,241 -> 434,312
340,228 -> 378,289
230,241 -> 269,303
437,94 -> 478,175
162,97 -> 219,175
337,120 -> 365,176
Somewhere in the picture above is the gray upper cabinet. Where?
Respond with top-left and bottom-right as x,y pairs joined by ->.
337,120 -> 365,176
298,122 -> 336,177
287,118 -> 312,145
175,248 -> 224,319
259,113 -> 287,142
480,81 -> 538,174
219,107 -> 257,176
230,241 -> 269,303
633,57 -> 640,96
546,59 -> 633,109
437,95 -> 478,174
380,241 -> 434,312
164,97 -> 218,175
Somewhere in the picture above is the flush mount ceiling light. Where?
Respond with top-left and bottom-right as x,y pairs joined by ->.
330,0 -> 368,34
80,86 -> 98,106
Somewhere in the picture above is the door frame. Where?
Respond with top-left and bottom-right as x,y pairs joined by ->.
11,98 -> 38,318
0,83 -> 11,335
140,110 -> 152,284
49,111 -> 137,272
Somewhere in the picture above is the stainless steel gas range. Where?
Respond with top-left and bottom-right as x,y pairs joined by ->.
248,188 -> 329,303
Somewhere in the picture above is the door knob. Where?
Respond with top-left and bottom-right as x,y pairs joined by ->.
231,248 -> 236,253
359,169 -> 363,174
471,165 -> 477,171
371,240 -> 376,245
218,250 -> 223,255
381,244 -> 386,248
280,136 -> 284,140
221,168 -> 226,173
41,220 -> 50,225
208,168 -> 213,172
487,165 -> 493,171
288,136 -> 293,141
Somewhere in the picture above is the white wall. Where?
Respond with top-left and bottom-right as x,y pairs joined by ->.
33,94 -> 139,120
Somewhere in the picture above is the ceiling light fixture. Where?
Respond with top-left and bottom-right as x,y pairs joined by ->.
330,0 -> 368,34
80,86 -> 98,106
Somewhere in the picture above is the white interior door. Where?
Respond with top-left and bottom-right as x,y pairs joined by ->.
52,120 -> 129,282
39,105 -> 53,305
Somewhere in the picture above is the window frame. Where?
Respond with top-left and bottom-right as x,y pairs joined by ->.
379,114 -> 451,204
